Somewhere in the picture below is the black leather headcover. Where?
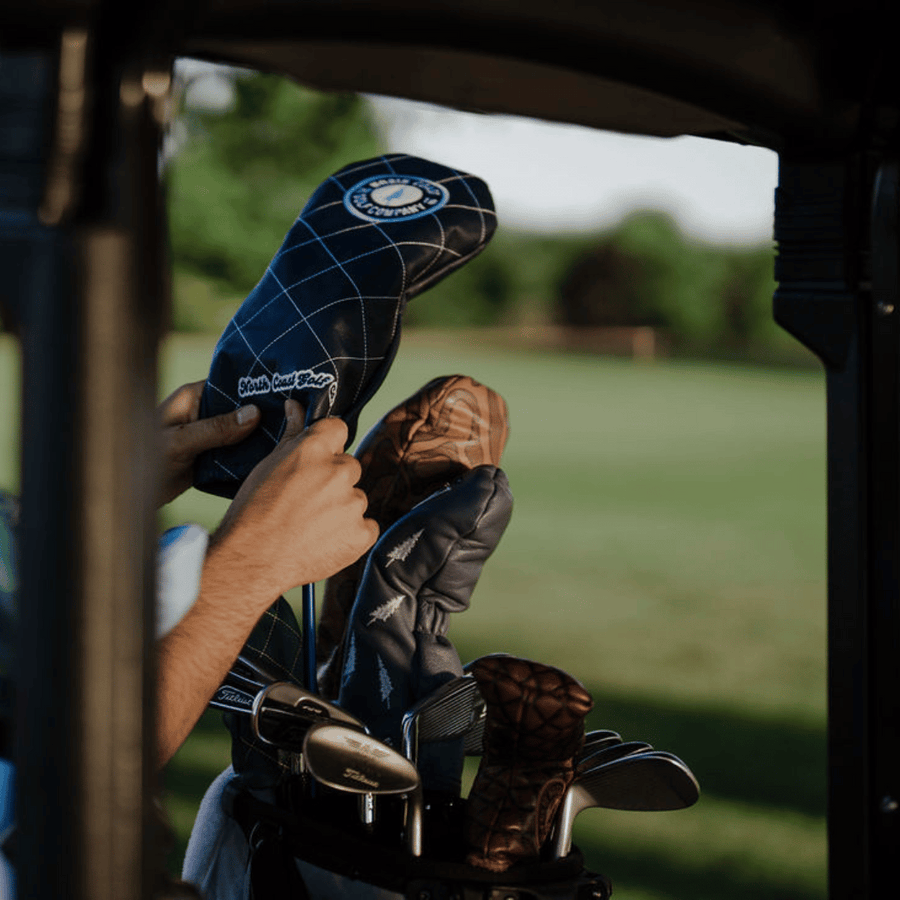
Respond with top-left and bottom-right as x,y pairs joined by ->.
338,465 -> 513,792
193,153 -> 497,497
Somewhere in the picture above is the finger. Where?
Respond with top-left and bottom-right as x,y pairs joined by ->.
158,381 -> 205,427
282,399 -> 308,441
335,453 -> 363,486
359,515 -> 380,552
303,415 -> 349,454
171,404 -> 261,457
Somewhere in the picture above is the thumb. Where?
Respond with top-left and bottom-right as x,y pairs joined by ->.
281,398 -> 307,441
177,404 -> 261,456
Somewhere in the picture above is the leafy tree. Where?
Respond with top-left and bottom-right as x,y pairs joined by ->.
165,72 -> 381,328
555,211 -> 779,353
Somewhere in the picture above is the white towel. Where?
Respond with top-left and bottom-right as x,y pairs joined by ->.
181,767 -> 251,900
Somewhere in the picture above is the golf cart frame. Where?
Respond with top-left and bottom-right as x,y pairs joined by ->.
1,1 -> 897,897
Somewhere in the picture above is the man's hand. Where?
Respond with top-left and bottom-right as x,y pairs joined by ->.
157,381 -> 261,507
206,398 -> 379,603
156,398 -> 378,765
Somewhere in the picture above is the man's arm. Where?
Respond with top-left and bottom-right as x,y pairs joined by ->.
156,398 -> 378,765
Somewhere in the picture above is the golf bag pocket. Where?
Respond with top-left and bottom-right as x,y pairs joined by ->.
194,153 -> 497,498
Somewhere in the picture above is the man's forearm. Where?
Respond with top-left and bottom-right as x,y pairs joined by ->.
156,543 -> 276,767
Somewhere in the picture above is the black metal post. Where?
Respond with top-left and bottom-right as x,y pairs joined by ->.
5,25 -> 169,900
866,158 -> 900,889
2,44 -> 84,900
774,153 -> 900,898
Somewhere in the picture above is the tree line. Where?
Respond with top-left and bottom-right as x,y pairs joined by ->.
160,70 -> 801,364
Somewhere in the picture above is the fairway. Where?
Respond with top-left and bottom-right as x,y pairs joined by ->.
1,331 -> 828,899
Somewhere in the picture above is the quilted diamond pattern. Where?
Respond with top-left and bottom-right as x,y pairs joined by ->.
464,654 -> 593,872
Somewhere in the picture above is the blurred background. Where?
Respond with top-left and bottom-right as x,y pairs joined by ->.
0,60 -> 826,900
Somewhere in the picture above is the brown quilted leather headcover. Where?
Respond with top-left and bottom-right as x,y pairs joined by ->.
464,655 -> 593,872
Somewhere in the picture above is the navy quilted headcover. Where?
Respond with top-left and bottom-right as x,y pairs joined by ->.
193,153 -> 497,497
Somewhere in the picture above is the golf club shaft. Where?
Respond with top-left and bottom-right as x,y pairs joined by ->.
302,583 -> 317,693
407,786 -> 423,857
236,652 -> 282,684
552,791 -> 579,859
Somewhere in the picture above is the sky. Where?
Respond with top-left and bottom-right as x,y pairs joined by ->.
368,96 -> 779,246
176,59 -> 780,247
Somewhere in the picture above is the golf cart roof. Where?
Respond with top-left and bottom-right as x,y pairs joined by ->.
4,0 -> 894,152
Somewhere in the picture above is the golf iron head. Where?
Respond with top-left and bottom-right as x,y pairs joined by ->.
553,751 -> 700,858
303,721 -> 424,857
209,679 -> 370,751
222,666 -> 267,695
401,674 -> 485,762
251,682 -> 369,750
576,740 -> 654,775
582,730 -> 622,751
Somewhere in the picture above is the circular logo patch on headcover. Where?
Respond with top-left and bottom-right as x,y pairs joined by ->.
344,175 -> 450,223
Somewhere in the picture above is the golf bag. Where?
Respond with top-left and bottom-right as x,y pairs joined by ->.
184,761 -> 613,900
223,777 -> 613,900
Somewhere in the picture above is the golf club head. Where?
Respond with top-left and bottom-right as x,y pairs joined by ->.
553,751 -> 700,858
577,740 -> 653,775
223,667 -> 268,695
401,674 -> 485,761
303,722 -> 424,856
463,701 -> 487,756
577,734 -> 623,761
251,682 -> 368,749
582,729 -> 622,750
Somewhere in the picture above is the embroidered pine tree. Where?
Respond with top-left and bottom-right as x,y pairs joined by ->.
385,529 -> 423,566
342,631 -> 357,680
367,594 -> 405,626
377,656 -> 393,705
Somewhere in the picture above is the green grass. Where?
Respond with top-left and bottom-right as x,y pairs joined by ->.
2,331 -> 828,898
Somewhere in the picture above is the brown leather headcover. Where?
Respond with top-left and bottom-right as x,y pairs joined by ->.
464,655 -> 593,872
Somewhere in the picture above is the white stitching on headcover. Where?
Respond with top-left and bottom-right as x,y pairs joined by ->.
295,216 -> 368,410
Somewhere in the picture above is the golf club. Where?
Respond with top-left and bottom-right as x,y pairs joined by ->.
251,681 -> 369,749
553,751 -> 700,858
576,740 -> 653,774
222,667 -> 267,695
463,710 -> 487,755
303,721 -> 424,856
207,681 -> 358,752
577,733 -> 623,761
582,729 -> 622,750
401,674 -> 484,762
302,583 -> 317,693
236,652 -> 284,685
